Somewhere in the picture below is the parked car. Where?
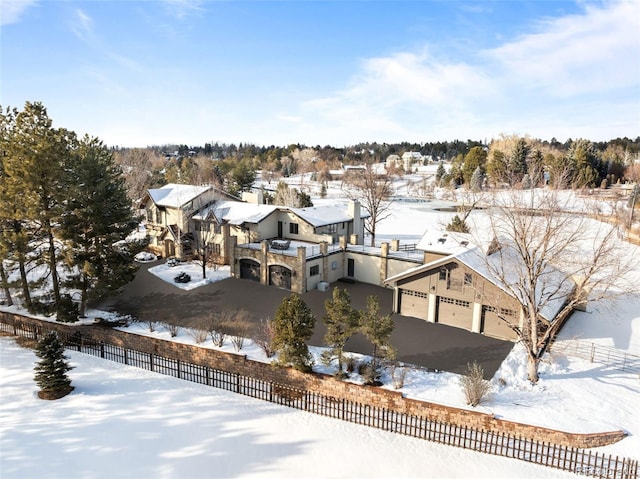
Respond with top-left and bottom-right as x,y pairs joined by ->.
174,272 -> 191,283
134,251 -> 157,263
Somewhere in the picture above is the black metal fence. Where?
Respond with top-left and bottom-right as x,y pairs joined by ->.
1,316 -> 637,479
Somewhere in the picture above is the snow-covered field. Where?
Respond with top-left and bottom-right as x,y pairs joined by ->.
1,177 -> 639,477
0,336 -> 575,479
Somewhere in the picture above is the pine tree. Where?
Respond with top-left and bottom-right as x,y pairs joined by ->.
359,295 -> 394,384
34,331 -> 74,399
322,287 -> 359,378
446,214 -> 470,233
60,135 -> 142,317
4,102 -> 72,310
272,294 -> 316,372
1,106 -> 36,310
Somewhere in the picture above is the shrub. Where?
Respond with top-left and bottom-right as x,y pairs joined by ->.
390,363 -> 409,390
56,294 -> 79,323
460,361 -> 490,407
253,317 -> 276,358
187,328 -> 208,344
229,310 -> 251,352
358,360 -> 382,386
165,323 -> 180,338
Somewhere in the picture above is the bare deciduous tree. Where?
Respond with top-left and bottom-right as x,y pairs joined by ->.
341,164 -> 394,246
473,189 -> 636,383
192,206 -> 221,280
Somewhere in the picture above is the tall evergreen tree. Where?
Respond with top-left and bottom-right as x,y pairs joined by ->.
0,105 -> 38,310
509,138 -> 530,184
60,136 -> 141,317
272,294 -> 316,372
34,331 -> 74,399
461,147 -> 487,185
322,287 -> 359,378
6,102 -> 72,309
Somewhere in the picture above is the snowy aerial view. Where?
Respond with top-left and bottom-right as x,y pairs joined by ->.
2,1 -> 639,479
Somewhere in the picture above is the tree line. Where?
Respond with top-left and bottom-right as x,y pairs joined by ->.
1,102 -> 144,320
112,135 -> 639,205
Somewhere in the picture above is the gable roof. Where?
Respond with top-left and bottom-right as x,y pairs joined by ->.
193,201 -> 278,225
147,184 -> 212,208
290,202 -> 369,228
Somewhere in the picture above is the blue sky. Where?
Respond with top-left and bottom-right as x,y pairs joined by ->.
1,0 -> 638,147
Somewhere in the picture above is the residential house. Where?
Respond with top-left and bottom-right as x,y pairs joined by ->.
139,183 -> 236,259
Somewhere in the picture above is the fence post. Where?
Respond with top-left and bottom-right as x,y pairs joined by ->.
124,349 -> 128,365
100,342 -> 105,359
150,352 -> 154,372
591,343 -> 595,363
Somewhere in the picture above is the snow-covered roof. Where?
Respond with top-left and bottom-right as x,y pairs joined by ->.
291,202 -> 369,228
148,184 -> 211,208
416,229 -> 475,256
194,201 -> 278,225
387,236 -> 573,323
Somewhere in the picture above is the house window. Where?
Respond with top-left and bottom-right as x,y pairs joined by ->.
327,224 -> 337,233
310,265 -> 319,276
289,223 -> 299,234
464,273 -> 473,286
214,223 -> 221,234
155,209 -> 162,224
439,268 -> 448,281
341,222 -> 345,229
146,209 -> 153,222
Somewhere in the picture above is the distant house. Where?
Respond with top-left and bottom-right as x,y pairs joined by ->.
386,152 -> 423,172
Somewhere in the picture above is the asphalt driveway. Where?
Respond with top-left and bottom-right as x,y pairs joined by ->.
96,261 -> 513,377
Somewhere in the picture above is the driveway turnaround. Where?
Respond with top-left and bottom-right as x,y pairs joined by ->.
97,261 -> 513,377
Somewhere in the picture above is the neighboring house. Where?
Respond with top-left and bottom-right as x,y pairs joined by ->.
384,228 -> 575,341
386,152 -> 423,172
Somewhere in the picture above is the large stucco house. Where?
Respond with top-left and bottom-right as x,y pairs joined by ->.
139,183 -> 577,342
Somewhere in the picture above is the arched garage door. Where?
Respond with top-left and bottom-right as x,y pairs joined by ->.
437,297 -> 472,330
269,265 -> 292,290
239,259 -> 260,282
399,289 -> 429,320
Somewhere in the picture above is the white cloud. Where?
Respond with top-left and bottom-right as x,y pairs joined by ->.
294,0 -> 639,144
163,0 -> 204,20
486,0 -> 640,96
0,0 -> 38,26
71,9 -> 94,43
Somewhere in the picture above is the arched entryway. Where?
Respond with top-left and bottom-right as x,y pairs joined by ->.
269,265 -> 292,290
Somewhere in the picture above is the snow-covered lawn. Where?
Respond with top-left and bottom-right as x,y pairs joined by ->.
0,336 -> 575,479
147,262 -> 231,291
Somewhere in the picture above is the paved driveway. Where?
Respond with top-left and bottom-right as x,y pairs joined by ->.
97,262 -> 513,376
